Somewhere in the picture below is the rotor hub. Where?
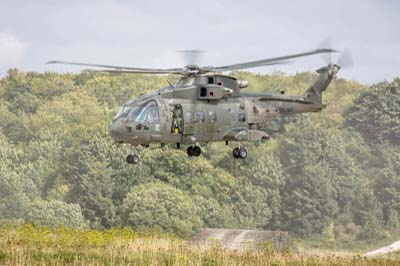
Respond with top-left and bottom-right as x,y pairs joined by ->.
185,65 -> 200,70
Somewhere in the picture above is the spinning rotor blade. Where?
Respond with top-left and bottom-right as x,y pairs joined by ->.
88,69 -> 186,74
211,48 -> 338,72
46,60 -> 186,74
320,39 -> 333,64
47,48 -> 339,75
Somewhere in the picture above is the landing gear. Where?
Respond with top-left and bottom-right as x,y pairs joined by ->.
187,145 -> 201,157
126,154 -> 140,164
187,146 -> 194,156
239,147 -> 247,159
127,145 -> 140,164
193,146 -> 201,157
233,147 -> 247,159
232,147 -> 240,158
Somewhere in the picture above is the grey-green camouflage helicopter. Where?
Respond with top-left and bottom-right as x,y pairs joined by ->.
48,48 -> 345,164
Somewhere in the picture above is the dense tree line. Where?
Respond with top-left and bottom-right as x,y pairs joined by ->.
0,69 -> 399,245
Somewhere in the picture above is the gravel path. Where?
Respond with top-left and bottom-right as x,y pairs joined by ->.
364,240 -> 400,257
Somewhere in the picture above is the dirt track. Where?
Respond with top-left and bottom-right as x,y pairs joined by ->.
364,240 -> 400,257
191,228 -> 289,251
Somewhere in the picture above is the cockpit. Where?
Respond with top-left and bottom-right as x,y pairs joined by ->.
113,100 -> 159,123
109,100 -> 160,144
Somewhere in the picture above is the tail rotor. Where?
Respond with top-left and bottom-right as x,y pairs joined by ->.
320,40 -> 353,69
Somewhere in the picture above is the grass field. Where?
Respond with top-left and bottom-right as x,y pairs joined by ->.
0,224 -> 399,266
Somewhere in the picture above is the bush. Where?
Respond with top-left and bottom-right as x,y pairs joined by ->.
24,200 -> 88,228
121,182 -> 201,237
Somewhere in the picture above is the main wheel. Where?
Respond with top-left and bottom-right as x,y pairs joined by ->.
232,147 -> 240,159
126,154 -> 140,164
239,147 -> 247,159
126,154 -> 134,164
132,154 -> 140,164
193,146 -> 201,157
187,146 -> 194,157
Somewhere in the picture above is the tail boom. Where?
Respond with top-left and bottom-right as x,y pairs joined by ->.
304,64 -> 340,106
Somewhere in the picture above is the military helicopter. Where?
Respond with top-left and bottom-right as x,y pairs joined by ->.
48,48 -> 343,164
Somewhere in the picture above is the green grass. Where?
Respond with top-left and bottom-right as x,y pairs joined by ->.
0,224 -> 399,265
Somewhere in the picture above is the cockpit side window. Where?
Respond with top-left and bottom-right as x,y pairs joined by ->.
146,107 -> 159,123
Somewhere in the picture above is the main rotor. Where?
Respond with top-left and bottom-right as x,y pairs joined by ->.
47,48 -> 338,76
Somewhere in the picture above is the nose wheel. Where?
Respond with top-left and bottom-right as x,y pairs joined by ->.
187,145 -> 201,157
233,147 -> 247,159
126,145 -> 140,164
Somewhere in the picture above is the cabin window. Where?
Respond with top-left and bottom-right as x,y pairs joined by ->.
209,111 -> 217,123
200,87 -> 208,97
196,111 -> 205,123
208,77 -> 214,84
238,112 -> 246,122
185,112 -> 192,123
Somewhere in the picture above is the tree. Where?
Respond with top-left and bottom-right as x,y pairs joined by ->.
24,200 -> 87,228
279,161 -> 338,236
0,132 -> 39,219
121,182 -> 201,237
372,144 -> 400,227
276,117 -> 368,236
192,195 -> 227,228
344,78 -> 400,145
64,133 -> 116,229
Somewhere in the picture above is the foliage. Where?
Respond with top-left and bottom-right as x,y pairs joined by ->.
344,78 -> 400,145
0,68 -> 399,248
121,182 -> 201,237
24,200 -> 88,228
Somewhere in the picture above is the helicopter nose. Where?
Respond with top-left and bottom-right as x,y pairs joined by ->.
109,122 -> 125,143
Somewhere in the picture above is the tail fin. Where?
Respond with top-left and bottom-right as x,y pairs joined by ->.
304,64 -> 340,105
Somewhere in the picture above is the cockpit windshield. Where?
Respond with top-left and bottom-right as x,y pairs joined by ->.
113,106 -> 130,120
128,101 -> 159,123
113,100 -> 159,123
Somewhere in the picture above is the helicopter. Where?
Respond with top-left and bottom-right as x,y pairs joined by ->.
48,48 -> 343,164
